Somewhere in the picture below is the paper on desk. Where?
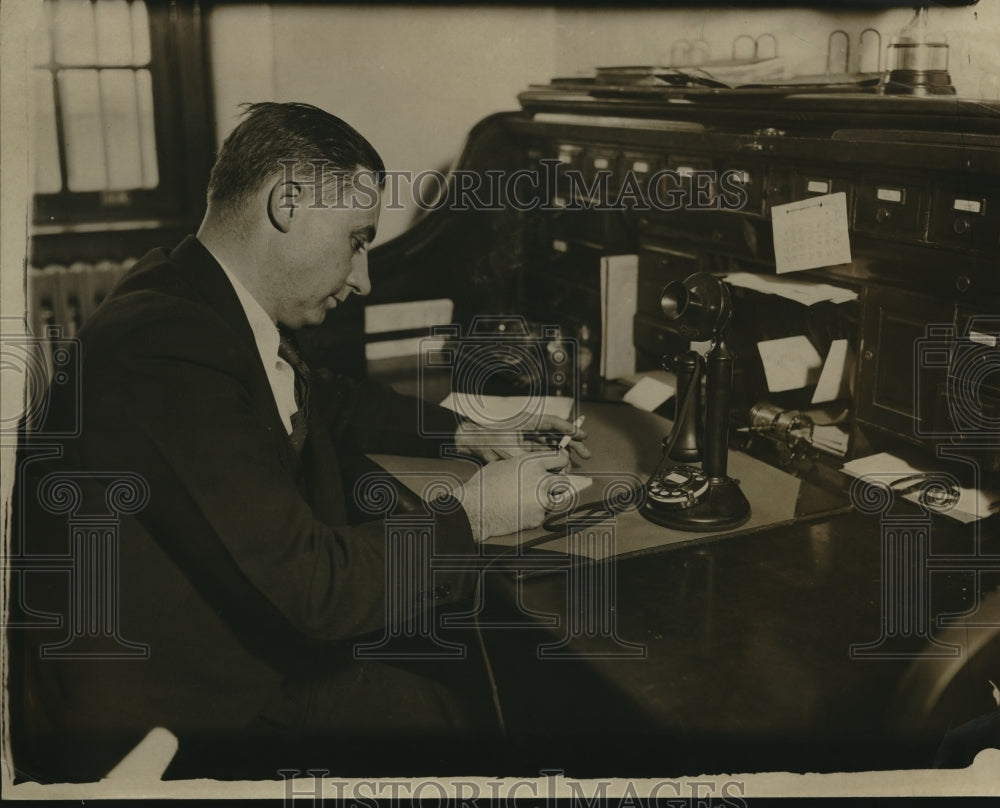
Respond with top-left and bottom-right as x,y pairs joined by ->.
811,424 -> 850,456
623,374 -> 676,412
725,271 -> 858,306
812,339 -> 852,404
757,335 -> 823,392
440,393 -> 574,428
771,192 -> 852,274
842,452 -> 1000,523
600,254 -> 638,379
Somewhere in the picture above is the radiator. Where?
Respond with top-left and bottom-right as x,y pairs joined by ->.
27,259 -> 133,379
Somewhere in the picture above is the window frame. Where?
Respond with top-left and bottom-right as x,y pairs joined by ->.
31,0 -> 213,236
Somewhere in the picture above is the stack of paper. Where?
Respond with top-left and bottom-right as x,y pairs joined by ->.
725,271 -> 857,306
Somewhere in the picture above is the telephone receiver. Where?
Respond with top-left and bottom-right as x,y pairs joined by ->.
665,349 -> 703,463
640,272 -> 751,532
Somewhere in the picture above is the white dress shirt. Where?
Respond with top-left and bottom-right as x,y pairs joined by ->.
208,246 -> 297,435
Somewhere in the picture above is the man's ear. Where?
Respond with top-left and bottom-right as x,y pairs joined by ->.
267,180 -> 301,233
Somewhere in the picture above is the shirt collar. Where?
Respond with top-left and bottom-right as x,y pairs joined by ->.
203,242 -> 281,366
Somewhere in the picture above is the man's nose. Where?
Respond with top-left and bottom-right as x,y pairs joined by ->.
347,254 -> 371,296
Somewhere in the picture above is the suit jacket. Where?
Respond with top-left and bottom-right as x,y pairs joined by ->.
14,236 -> 482,780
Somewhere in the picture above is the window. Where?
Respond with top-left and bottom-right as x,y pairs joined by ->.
31,0 -> 212,238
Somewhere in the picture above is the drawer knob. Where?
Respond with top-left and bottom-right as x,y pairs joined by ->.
956,275 -> 971,292
863,349 -> 874,361
875,206 -> 891,224
953,216 -> 971,235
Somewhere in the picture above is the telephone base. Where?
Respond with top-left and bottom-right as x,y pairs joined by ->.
640,476 -> 751,532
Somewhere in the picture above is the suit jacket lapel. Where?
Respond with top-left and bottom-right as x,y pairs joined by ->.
167,236 -> 298,472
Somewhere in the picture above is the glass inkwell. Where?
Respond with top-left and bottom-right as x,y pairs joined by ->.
880,7 -> 956,96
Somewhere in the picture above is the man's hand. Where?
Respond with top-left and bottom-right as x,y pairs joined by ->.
454,415 -> 589,463
522,414 -> 590,459
454,450 -> 572,542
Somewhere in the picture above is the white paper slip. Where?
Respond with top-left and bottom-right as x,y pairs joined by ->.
812,339 -> 852,404
771,192 -> 852,274
623,375 -> 676,412
757,335 -> 823,392
440,394 -> 574,428
842,452 -> 1000,523
600,254 -> 639,379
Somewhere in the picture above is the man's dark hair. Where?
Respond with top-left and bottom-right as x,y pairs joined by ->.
206,101 -> 386,217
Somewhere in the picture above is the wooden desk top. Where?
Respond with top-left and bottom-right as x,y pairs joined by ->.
372,397 -> 847,561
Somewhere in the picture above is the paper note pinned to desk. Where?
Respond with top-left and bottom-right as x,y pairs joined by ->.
440,393 -> 574,428
757,335 -> 823,392
771,192 -> 852,274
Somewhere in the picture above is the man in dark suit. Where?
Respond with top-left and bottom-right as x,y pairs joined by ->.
13,102 -> 585,782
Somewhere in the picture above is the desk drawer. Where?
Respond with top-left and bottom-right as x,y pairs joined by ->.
855,177 -> 927,241
930,185 -> 1000,254
792,169 -> 855,210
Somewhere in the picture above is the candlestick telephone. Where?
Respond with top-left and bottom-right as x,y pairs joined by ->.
639,272 -> 752,531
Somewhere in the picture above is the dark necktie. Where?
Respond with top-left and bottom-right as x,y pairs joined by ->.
278,330 -> 310,454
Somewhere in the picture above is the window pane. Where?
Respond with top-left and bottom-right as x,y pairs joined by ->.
95,0 -> 133,66
135,68 -> 158,188
130,0 -> 151,65
36,0 -> 53,65
101,70 -> 143,189
34,71 -> 62,193
52,0 -> 98,65
59,69 -> 108,191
